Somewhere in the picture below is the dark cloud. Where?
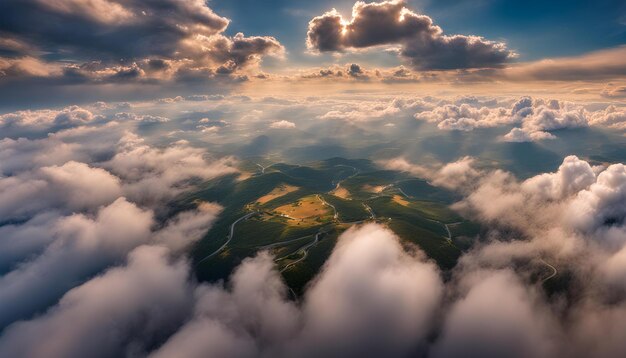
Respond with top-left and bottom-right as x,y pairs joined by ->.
0,0 -> 283,104
307,0 -> 516,70
347,63 -> 364,78
0,0 -> 229,60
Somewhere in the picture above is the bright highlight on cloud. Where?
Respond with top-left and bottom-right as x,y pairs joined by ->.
0,0 -> 284,86
307,0 -> 516,70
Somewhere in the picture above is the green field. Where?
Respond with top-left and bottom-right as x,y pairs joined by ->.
171,157 -> 483,291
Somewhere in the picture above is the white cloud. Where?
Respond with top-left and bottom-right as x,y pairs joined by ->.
269,120 -> 296,129
0,245 -> 193,358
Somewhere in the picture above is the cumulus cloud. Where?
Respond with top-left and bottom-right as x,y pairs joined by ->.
502,127 -> 556,142
0,0 -> 284,90
425,155 -> 626,358
319,97 -> 432,122
150,252 -> 299,358
294,224 -> 442,357
381,156 -> 480,190
0,198 -> 152,328
0,161 -> 122,221
588,105 -> 626,130
307,0 -> 516,70
414,96 -> 590,140
152,224 -> 443,358
433,270 -> 558,358
0,245 -> 193,358
0,103 -> 234,331
0,196 -> 221,330
104,132 -> 237,203
0,220 -> 444,358
0,106 -> 100,137
269,120 -> 296,129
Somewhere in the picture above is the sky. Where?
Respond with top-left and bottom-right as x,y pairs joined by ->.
1,1 -> 626,358
211,0 -> 626,61
1,0 -> 625,108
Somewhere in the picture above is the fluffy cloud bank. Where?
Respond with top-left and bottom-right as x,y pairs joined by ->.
159,224 -> 442,358
0,101 -> 234,331
1,125 -> 626,357
379,154 -> 626,357
413,96 -> 591,141
1,96 -> 626,357
307,0 -> 516,70
0,223 -> 443,358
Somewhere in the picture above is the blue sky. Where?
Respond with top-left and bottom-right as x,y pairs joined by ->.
212,0 -> 626,63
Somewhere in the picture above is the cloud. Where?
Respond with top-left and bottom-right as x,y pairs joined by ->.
0,198 -> 152,328
319,97 -> 432,122
0,221 -> 444,357
381,156 -> 480,190
0,106 -> 100,137
0,161 -> 122,221
1,151 -> 626,357
299,63 -> 422,83
346,63 -> 365,78
427,155 -> 626,358
269,120 -> 296,129
152,224 -> 443,358
150,252 -> 299,358
414,96 -> 590,140
0,0 -> 284,94
294,224 -> 442,357
503,46 -> 626,81
601,83 -> 626,98
1,95 -> 626,358
502,128 -> 556,142
0,0 -> 229,59
433,270 -> 558,358
588,105 -> 626,130
566,162 -> 626,236
104,132 -> 237,204
0,105 -> 235,330
0,245 -> 194,358
380,157 -> 433,178
307,0 -> 516,70
0,211 -> 61,273
0,196 -> 221,330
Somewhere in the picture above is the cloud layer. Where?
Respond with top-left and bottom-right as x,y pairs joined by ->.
0,95 -> 625,357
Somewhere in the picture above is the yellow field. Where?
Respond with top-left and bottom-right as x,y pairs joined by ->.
237,172 -> 253,181
331,185 -> 351,199
392,194 -> 410,207
256,184 -> 299,204
275,195 -> 330,224
362,184 -> 386,193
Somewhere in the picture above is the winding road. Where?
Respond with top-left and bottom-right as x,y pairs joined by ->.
539,259 -> 558,283
363,203 -> 376,219
329,165 -> 359,197
317,194 -> 339,221
279,231 -> 324,273
258,234 -> 314,250
197,211 -> 258,264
